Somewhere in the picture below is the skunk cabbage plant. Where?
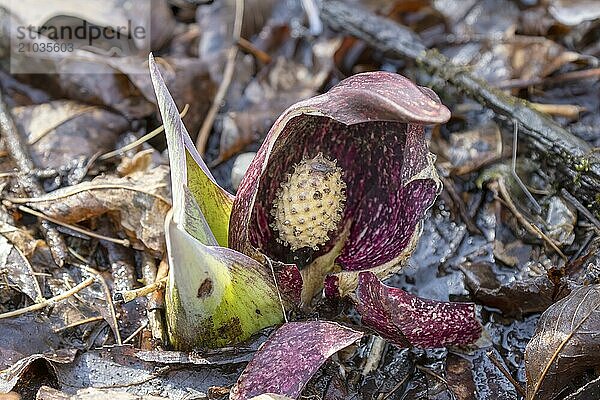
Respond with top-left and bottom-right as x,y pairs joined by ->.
149,54 -> 481,398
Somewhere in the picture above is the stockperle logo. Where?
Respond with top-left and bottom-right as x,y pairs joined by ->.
2,0 -> 152,74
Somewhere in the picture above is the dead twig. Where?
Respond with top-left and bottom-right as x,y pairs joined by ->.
114,277 -> 168,304
5,202 -> 130,247
74,262 -> 123,345
53,315 -> 104,333
123,320 -> 149,344
27,105 -> 99,145
440,175 -> 481,235
530,103 -> 586,119
195,0 -> 244,154
560,188 -> 600,232
486,351 -> 526,397
494,179 -> 567,260
0,276 -> 95,320
0,90 -> 68,266
141,254 -> 167,347
511,120 -> 542,215
5,183 -> 171,206
238,37 -> 272,64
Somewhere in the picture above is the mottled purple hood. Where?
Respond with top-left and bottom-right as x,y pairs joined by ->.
230,72 -> 450,300
150,56 -> 483,399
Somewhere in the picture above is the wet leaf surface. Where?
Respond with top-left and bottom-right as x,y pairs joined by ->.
461,262 -> 556,317
525,285 -> 600,400
0,315 -> 62,370
0,229 -> 42,303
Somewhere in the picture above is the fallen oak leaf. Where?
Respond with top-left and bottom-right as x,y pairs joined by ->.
230,321 -> 363,400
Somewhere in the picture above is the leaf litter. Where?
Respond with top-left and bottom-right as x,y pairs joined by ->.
0,0 -> 599,399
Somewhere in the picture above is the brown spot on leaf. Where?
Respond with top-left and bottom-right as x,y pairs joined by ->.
197,278 -> 213,298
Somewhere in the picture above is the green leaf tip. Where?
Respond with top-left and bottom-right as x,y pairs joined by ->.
148,53 -> 233,247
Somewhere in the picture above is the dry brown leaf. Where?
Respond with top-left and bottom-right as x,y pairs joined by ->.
525,285 -> 600,400
21,167 -> 171,255
0,228 -> 42,302
11,100 -> 128,169
116,149 -> 155,176
502,37 -> 585,80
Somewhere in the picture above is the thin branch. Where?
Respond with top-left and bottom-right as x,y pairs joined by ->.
54,316 -> 104,333
5,183 -> 170,206
495,179 -> 567,260
195,0 -> 245,154
99,104 -> 189,160
74,262 -> 123,345
10,203 -> 130,247
0,276 -> 95,320
560,188 -> 600,231
123,320 -> 148,344
114,277 -> 168,304
511,120 -> 542,214
486,351 -> 526,397
238,37 -> 272,64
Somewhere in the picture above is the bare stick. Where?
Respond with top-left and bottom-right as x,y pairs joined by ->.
511,120 -> 542,214
9,202 -> 130,247
495,179 -> 567,260
486,351 -> 526,397
0,90 -> 69,266
54,315 -> 104,333
238,37 -> 272,64
100,104 -> 189,160
560,188 -> 600,231
195,0 -> 244,154
74,262 -> 123,345
141,254 -> 167,346
114,277 -> 168,304
0,276 -> 95,319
